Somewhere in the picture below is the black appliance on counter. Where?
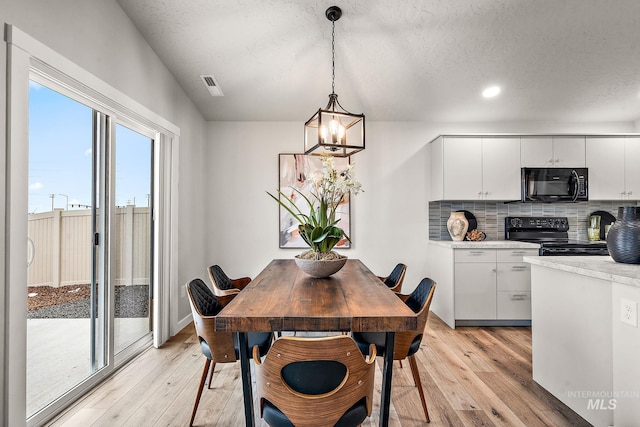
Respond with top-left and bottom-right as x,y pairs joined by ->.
521,167 -> 588,202
505,216 -> 609,256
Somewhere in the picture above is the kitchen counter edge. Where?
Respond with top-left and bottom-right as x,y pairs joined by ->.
429,240 -> 540,249
524,255 -> 640,288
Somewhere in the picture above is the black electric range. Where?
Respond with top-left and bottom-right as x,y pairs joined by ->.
505,216 -> 609,256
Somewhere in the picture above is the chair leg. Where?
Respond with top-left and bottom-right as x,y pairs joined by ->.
190,359 -> 211,427
408,355 -> 430,423
207,361 -> 216,389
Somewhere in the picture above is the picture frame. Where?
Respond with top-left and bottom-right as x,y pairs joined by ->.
277,153 -> 351,249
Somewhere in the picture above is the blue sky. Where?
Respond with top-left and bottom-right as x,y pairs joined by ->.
28,82 -> 152,213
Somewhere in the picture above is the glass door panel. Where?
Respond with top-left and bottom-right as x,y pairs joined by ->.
113,124 -> 153,354
27,82 -> 101,417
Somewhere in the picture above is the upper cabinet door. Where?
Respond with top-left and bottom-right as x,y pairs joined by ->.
520,136 -> 586,167
482,137 -> 521,200
443,137 -> 483,200
586,137 -> 625,200
521,136 -> 554,167
624,137 -> 640,199
552,136 -> 586,167
429,136 -> 444,201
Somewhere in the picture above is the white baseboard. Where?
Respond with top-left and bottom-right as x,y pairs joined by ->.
175,313 -> 193,335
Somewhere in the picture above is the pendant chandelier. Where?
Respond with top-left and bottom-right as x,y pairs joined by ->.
304,6 -> 365,157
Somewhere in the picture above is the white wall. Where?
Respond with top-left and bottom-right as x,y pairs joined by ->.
1,1 -> 207,424
206,121 -> 432,289
206,120 -> 635,292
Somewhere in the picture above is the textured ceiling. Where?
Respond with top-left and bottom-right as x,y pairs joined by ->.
116,0 -> 640,123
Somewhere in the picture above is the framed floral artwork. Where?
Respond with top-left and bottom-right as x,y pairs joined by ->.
277,153 -> 352,249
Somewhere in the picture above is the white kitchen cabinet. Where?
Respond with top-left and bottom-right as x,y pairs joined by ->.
442,137 -> 482,200
496,261 -> 532,320
454,249 -> 497,320
453,248 -> 537,323
521,136 -> 585,167
586,136 -> 640,200
626,137 -> 640,198
482,137 -> 521,200
431,136 -> 520,201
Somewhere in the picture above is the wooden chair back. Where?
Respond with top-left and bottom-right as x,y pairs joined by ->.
378,263 -> 407,293
253,335 -> 376,427
207,264 -> 251,296
391,278 -> 436,360
186,278 -> 238,363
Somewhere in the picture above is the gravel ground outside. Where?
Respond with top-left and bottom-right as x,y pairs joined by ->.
27,284 -> 149,319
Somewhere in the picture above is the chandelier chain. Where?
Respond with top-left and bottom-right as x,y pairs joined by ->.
331,19 -> 336,94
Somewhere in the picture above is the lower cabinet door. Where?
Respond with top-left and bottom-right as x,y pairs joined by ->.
497,291 -> 531,319
454,262 -> 496,319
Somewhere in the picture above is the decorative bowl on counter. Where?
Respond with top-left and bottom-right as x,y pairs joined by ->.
465,229 -> 486,241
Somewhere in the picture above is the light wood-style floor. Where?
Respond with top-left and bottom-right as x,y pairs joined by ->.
48,314 -> 591,427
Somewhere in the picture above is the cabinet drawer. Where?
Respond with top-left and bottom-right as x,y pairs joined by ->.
455,249 -> 496,263
497,291 -> 531,319
497,263 -> 532,291
497,249 -> 539,262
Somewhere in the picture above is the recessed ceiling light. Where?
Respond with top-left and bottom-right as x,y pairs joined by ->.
482,86 -> 501,98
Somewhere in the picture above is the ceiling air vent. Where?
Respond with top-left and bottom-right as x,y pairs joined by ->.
200,74 -> 224,96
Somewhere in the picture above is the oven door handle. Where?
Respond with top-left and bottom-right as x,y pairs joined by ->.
571,169 -> 580,202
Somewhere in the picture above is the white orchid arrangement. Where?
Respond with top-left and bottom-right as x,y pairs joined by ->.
268,155 -> 363,259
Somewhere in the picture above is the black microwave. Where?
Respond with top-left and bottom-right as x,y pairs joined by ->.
521,168 -> 588,202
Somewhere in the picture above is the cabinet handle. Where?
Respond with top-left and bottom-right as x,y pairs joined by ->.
469,251 -> 485,255
511,294 -> 529,300
628,191 -> 633,196
511,265 -> 528,270
548,158 -> 554,164
555,158 -> 560,164
511,251 -> 526,255
492,268 -> 497,273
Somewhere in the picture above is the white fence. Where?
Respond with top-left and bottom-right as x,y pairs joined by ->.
27,206 -> 150,288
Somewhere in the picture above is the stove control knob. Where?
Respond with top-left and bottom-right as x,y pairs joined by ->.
510,218 -> 522,228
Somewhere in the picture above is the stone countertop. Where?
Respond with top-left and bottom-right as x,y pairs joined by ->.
524,256 -> 640,288
429,239 -> 540,249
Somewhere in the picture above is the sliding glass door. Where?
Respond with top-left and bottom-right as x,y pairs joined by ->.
113,123 -> 153,355
27,82 -> 100,418
26,81 -> 154,421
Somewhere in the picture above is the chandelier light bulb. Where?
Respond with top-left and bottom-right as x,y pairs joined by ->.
329,118 -> 340,134
320,125 -> 328,139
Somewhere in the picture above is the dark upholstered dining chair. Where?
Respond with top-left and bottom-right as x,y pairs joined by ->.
207,264 -> 251,296
186,278 -> 273,427
352,277 -> 436,423
377,263 -> 407,293
253,335 -> 377,427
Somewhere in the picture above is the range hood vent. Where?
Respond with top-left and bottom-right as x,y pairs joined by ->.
200,74 -> 224,96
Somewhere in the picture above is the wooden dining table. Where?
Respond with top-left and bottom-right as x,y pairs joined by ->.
214,258 -> 418,427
